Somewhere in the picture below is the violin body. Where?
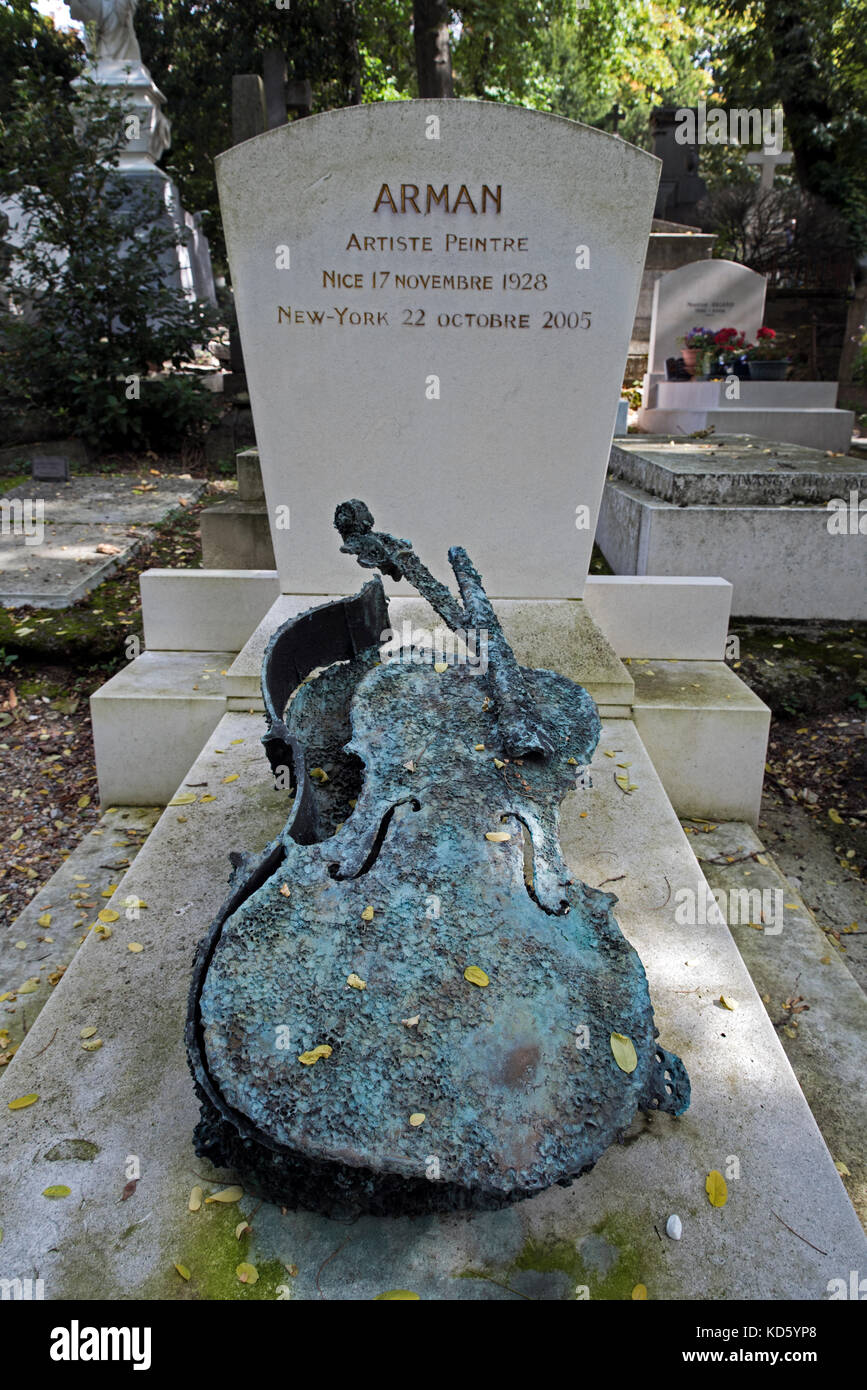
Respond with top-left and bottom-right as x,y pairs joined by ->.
186,519 -> 689,1218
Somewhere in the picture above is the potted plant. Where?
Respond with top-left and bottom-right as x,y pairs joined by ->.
678,327 -> 718,378
745,326 -> 791,381
713,327 -> 751,379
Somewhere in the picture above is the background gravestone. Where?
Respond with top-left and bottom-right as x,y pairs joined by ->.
216,101 -> 660,599
647,258 -> 766,378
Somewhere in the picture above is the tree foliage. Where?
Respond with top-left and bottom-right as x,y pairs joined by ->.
0,72 -> 218,449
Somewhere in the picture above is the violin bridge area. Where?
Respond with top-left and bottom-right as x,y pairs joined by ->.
1,696 -> 863,1298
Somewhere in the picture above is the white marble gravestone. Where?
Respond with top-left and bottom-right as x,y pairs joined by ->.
647,257 -> 766,378
217,101 -> 659,598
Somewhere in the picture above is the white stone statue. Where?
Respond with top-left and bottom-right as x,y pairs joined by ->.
69,0 -> 142,66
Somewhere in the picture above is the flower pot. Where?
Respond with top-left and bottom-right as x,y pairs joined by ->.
748,359 -> 790,381
680,347 -> 699,377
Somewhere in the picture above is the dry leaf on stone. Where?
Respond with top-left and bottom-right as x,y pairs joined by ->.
8,1093 -> 38,1110
205,1186 -> 243,1204
464,965 -> 489,987
705,1170 -> 728,1207
610,1032 -> 637,1073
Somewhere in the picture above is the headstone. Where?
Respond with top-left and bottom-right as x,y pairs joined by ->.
650,107 -> 707,225
216,101 -> 659,598
263,48 -> 287,130
231,74 -> 266,146
647,258 -> 766,378
31,454 -> 70,482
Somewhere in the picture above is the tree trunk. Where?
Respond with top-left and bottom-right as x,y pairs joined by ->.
413,0 -> 454,99
764,3 -> 836,201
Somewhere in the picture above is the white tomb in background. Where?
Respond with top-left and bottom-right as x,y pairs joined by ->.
637,259 -> 854,452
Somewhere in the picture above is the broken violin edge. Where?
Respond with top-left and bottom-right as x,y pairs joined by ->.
185,504 -> 690,1218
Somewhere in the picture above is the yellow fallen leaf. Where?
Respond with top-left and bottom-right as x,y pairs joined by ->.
485,831 -> 511,842
493,758 -> 505,769
175,1263 -> 191,1281
231,739 -> 244,745
820,955 -> 831,965
205,1186 -> 244,1204
14,941 -> 25,950
43,1185 -> 71,1199
309,768 -> 328,784
223,774 -> 239,784
464,965 -> 489,987
361,905 -> 374,921
632,1284 -> 647,1300
279,884 -> 291,898
474,743 -> 485,751
81,1038 -> 103,1051
169,791 -> 197,806
433,662 -> 447,674
235,1221 -> 251,1239
77,795 -> 91,809
706,1170 -> 728,1207
347,973 -> 366,990
834,1160 -> 851,1176
719,995 -> 738,1011
604,750 -> 615,758
127,943 -> 144,953
18,980 -> 38,994
828,808 -> 843,824
37,911 -> 51,928
101,886 -> 116,898
8,1093 -> 38,1110
236,1262 -> 258,1285
409,1112 -> 425,1126
80,1026 -> 98,1039
189,1186 -> 203,1212
98,908 -> 119,923
200,794 -> 216,803
610,1032 -> 637,1073
375,1290 -> 420,1300
298,1045 -> 332,1066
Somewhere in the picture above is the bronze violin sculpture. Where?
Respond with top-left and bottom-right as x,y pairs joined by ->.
186,502 -> 689,1217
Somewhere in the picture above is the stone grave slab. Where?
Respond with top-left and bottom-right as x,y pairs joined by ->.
0,476 -> 205,609
217,101 -> 659,598
609,436 -> 867,506
0,712 -> 863,1298
597,436 -> 867,619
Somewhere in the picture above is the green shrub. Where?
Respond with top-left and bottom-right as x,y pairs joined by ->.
0,69 -> 219,450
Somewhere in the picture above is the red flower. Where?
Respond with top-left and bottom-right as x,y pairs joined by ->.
714,327 -> 739,344
757,326 -> 776,339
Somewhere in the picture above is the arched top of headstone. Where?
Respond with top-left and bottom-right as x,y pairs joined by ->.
648,258 -> 767,377
217,100 -> 661,599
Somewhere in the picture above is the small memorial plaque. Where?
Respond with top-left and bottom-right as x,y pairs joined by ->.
31,454 -> 70,482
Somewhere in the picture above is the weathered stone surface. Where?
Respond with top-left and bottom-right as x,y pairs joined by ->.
609,436 -> 867,507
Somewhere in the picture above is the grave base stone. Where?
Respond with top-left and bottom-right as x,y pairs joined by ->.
597,435 -> 867,618
200,448 -> 275,569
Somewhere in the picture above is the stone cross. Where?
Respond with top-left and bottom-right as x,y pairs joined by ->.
745,146 -> 793,191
